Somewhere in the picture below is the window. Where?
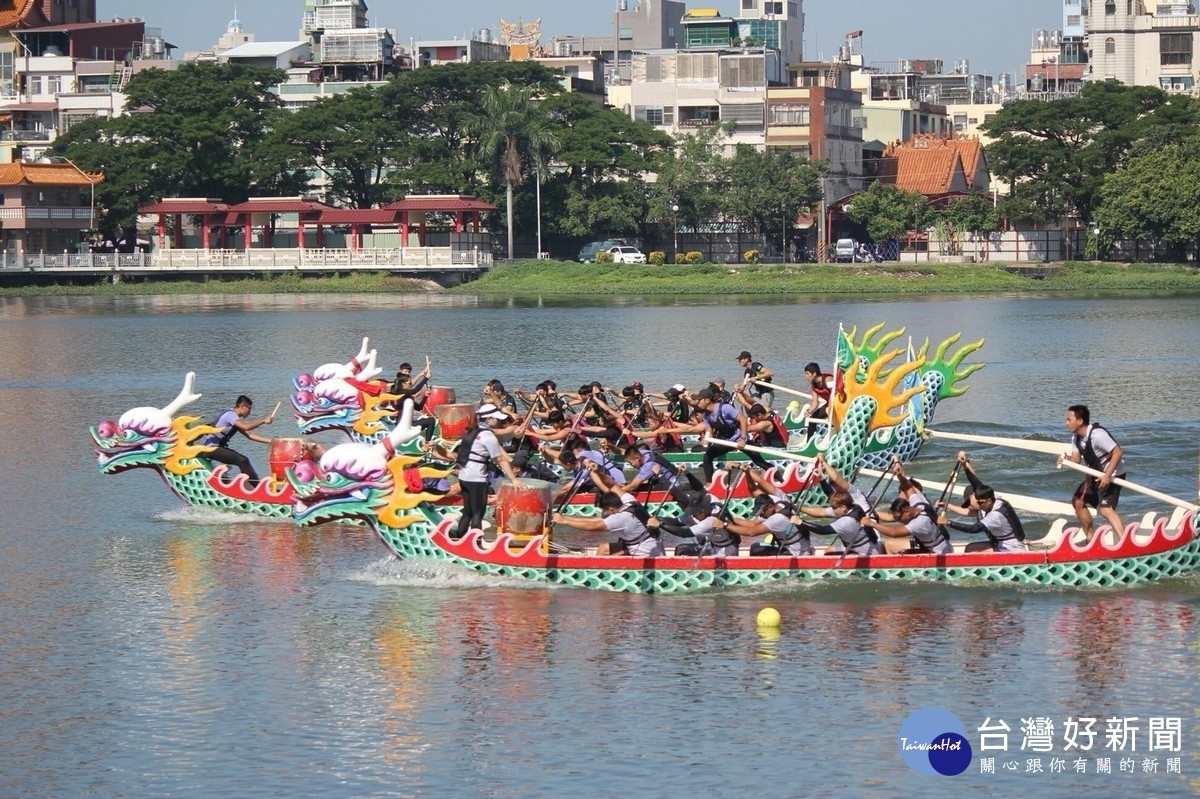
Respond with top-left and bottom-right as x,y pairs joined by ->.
47,76 -> 61,95
1067,14 -> 1082,25
743,0 -> 754,7
1104,1 -> 1115,13
619,27 -> 632,41
1160,33 -> 1192,65
637,106 -> 674,125
764,1 -> 783,13
1105,37 -> 1116,54
769,103 -> 810,124
720,55 -> 765,88
27,76 -> 41,95
722,103 -> 764,126
645,55 -> 663,82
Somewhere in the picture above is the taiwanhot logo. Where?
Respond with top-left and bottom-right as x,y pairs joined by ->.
898,707 -> 973,776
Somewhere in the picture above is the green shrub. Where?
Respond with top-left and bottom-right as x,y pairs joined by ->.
743,249 -> 760,264
648,250 -> 666,265
686,251 -> 704,264
595,250 -> 614,263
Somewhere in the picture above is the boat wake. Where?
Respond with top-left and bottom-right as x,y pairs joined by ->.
155,507 -> 266,525
349,557 -> 561,590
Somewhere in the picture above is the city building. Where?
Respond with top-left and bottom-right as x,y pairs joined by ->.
0,159 -> 100,253
1085,0 -> 1197,92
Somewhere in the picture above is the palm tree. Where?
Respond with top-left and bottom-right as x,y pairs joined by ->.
468,84 -> 559,260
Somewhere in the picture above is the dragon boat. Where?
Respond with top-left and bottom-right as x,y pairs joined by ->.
90,372 -> 302,519
288,405 -> 1200,593
92,371 -> 763,520
286,367 -> 1200,593
289,324 -> 981,477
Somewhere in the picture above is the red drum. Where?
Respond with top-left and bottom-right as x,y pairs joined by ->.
268,437 -> 308,480
434,403 -> 475,440
494,479 -> 555,536
424,385 -> 456,415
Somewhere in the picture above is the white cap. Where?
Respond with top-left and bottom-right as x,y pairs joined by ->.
477,403 -> 508,420
671,384 -> 685,392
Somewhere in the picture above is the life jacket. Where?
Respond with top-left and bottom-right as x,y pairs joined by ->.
754,412 -> 788,448
1074,424 -> 1115,472
910,502 -> 950,551
707,402 -> 738,439
455,425 -> 491,468
646,450 -> 680,482
618,500 -> 657,546
990,498 -> 1026,544
210,409 -> 237,448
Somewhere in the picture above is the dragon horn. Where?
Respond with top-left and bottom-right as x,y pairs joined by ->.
354,337 -> 370,364
376,399 -> 423,457
162,372 -> 202,417
358,349 -> 383,381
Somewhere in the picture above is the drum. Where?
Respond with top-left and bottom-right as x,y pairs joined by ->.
424,385 -> 456,415
434,403 -> 475,440
494,478 -> 555,536
268,437 -> 308,480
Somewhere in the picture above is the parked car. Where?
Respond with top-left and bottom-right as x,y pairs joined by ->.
834,238 -> 859,263
606,245 -> 647,264
578,239 -> 625,263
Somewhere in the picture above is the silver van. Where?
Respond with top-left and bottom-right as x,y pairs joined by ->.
834,238 -> 858,263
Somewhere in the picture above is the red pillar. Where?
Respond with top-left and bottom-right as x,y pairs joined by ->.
297,220 -> 305,251
350,224 -> 360,252
419,220 -> 427,246
173,215 -> 182,248
201,217 -> 211,250
401,216 -> 410,247
316,223 -> 324,248
472,211 -> 480,232
157,214 -> 166,250
243,220 -> 252,249
454,211 -> 464,233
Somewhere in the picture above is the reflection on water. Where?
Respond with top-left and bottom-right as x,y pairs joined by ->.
1,293 -> 1198,798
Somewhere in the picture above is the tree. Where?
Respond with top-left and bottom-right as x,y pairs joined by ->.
933,192 -> 1000,255
540,91 -> 671,238
466,84 -> 560,259
845,183 -> 931,244
981,81 -> 1169,224
724,145 -> 825,255
1094,144 -> 1200,261
50,62 -> 294,245
260,85 -> 421,208
647,123 -> 734,237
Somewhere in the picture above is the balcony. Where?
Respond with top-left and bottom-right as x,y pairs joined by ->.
0,129 -> 52,142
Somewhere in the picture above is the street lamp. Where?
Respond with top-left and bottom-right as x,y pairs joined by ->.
534,165 -> 542,258
671,202 -> 679,261
781,201 -> 787,263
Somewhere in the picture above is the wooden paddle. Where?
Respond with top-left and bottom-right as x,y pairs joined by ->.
1058,459 -> 1197,511
703,435 -> 815,464
857,466 -> 1074,517
926,429 -> 1069,456
269,401 -> 281,420
749,378 -> 811,400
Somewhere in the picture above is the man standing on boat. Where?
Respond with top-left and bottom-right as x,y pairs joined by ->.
200,395 -> 275,488
1060,404 -> 1126,542
737,351 -> 774,408
450,403 -> 525,541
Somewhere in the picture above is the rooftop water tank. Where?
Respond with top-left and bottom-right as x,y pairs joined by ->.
478,28 -> 492,43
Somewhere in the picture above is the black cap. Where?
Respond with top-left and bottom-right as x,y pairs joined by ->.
738,351 -> 752,361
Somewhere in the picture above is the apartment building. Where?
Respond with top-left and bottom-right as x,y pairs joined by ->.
1087,0 -> 1199,92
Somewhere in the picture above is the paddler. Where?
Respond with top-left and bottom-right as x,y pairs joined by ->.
200,394 -> 276,488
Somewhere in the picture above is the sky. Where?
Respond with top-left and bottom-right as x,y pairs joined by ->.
102,0 -> 1062,78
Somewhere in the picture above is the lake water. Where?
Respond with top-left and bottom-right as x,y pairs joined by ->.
1,292 -> 1197,798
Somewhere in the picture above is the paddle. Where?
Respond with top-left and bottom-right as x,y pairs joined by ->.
554,469 -> 587,514
269,401 -> 281,420
1058,459 -> 1197,511
703,435 -> 815,464
925,429 -> 1069,456
749,378 -> 811,400
831,471 -> 897,568
856,466 -> 1074,517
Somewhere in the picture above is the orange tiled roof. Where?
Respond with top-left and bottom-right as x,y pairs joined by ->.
0,162 -> 104,186
0,1 -> 46,31
880,134 -> 983,195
